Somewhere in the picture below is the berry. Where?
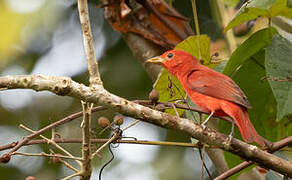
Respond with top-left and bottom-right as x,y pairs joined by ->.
149,89 -> 159,103
98,117 -> 110,128
0,154 -> 10,163
114,115 -> 124,126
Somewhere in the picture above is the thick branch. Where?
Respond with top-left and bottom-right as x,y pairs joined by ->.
0,75 -> 291,177
214,136 -> 292,180
77,0 -> 101,86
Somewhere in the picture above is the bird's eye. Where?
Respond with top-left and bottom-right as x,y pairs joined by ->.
167,53 -> 173,59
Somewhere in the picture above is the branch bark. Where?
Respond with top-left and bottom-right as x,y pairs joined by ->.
78,0 -> 102,86
214,136 -> 292,180
0,138 -> 204,151
80,102 -> 92,180
0,74 -> 291,177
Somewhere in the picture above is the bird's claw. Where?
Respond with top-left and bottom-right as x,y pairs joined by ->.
227,134 -> 233,144
202,124 -> 207,130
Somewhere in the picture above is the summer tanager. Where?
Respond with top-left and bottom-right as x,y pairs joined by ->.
146,49 -> 266,146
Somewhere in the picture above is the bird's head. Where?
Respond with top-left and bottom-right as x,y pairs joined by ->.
146,50 -> 199,76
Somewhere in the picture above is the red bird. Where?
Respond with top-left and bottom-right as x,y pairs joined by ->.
146,49 -> 266,146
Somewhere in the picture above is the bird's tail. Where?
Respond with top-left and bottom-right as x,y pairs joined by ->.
223,104 -> 267,147
237,109 -> 266,146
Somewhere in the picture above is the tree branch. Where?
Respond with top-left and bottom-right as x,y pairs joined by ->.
19,124 -> 82,166
0,74 -> 291,177
80,102 -> 92,180
0,138 -> 208,151
214,136 -> 292,180
77,0 -> 102,86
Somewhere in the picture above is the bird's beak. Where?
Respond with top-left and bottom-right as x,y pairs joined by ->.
145,56 -> 165,65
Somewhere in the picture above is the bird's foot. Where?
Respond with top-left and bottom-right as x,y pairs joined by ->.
201,124 -> 207,130
227,121 -> 235,144
227,134 -> 233,144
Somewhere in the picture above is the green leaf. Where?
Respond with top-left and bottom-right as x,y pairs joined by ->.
175,35 -> 211,65
153,69 -> 186,115
265,35 -> 292,120
270,0 -> 292,18
220,50 -> 278,178
220,47 -> 291,178
224,0 -> 292,32
153,35 -> 211,115
223,28 -> 277,76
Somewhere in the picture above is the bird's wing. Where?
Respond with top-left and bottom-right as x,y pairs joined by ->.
187,69 -> 251,108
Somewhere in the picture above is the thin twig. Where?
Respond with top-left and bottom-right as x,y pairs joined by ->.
78,0 -> 102,86
199,146 -> 213,179
0,138 -> 208,151
80,101 -> 92,180
2,106 -> 106,158
19,124 -> 82,166
98,121 -> 115,135
60,158 -> 80,173
200,146 -> 205,180
11,152 -> 83,161
122,120 -> 140,131
49,149 -> 79,173
91,131 -> 120,159
170,103 -> 180,117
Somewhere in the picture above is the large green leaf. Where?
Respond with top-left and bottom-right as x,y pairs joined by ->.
224,0 -> 292,32
220,50 -> 279,178
220,48 -> 291,178
265,35 -> 292,120
223,28 -> 277,76
175,35 -> 211,64
270,0 -> 292,18
153,69 -> 186,115
153,35 -> 210,115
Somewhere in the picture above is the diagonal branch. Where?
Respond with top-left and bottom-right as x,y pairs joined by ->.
0,74 -> 291,178
214,136 -> 292,180
19,124 -> 82,166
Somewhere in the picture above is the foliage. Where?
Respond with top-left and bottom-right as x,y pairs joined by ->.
220,28 -> 292,178
265,35 -> 292,121
224,0 -> 292,32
